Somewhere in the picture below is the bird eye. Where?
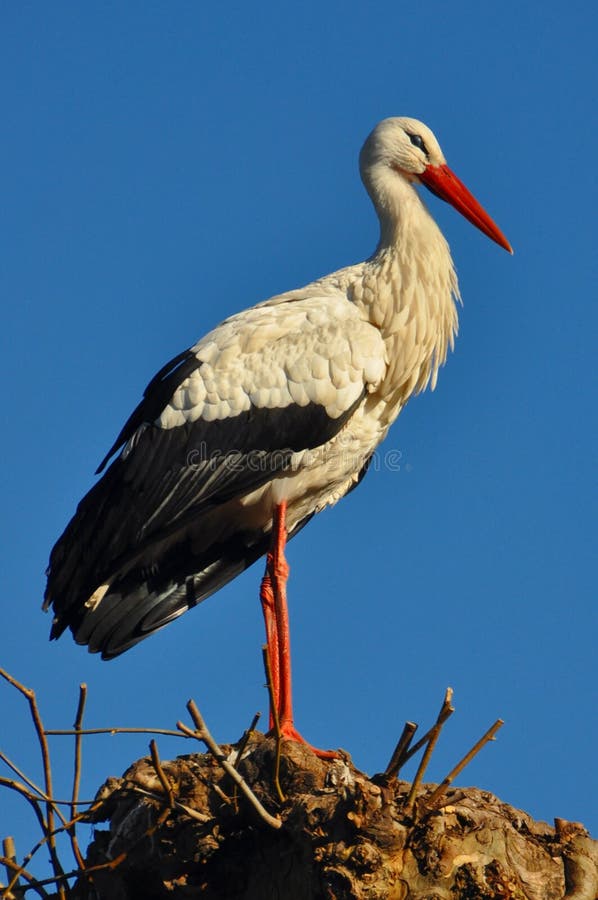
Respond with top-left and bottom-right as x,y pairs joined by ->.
407,132 -> 428,155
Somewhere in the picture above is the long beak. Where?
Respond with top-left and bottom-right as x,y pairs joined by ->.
420,163 -> 513,253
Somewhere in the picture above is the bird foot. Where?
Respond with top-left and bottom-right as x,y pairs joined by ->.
269,722 -> 338,759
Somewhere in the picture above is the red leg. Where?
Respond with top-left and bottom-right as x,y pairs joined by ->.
259,564 -> 280,730
269,502 -> 292,728
262,501 -> 337,758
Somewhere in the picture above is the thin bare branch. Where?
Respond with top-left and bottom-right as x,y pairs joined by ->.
0,776 -> 93,807
425,719 -> 505,809
149,740 -> 175,808
4,831 -> 51,897
233,712 -> 261,769
384,721 -> 418,779
2,837 -> 22,900
404,688 -> 454,816
0,778 -> 47,835
0,666 -> 65,893
11,805 -> 178,894
0,751 -> 48,809
44,727 -> 188,738
0,854 -> 50,899
71,684 -> 87,818
2,852 -> 129,894
68,684 -> 88,872
396,689 -> 455,770
0,753 -> 69,830
5,801 -> 103,892
178,700 -> 282,830
130,785 -> 211,824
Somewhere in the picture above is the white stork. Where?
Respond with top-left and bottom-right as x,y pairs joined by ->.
44,117 -> 511,751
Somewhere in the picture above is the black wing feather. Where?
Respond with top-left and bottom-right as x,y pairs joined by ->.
96,348 -> 201,473
45,341 -> 365,657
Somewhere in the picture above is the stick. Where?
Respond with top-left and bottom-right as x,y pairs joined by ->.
395,697 -> 454,770
2,837 -> 22,900
149,740 -> 175,808
0,778 -> 47,833
0,781 -> 47,896
178,700 -> 281,830
384,722 -> 418,779
68,684 -> 87,871
130,785 -> 211,823
425,719 -> 504,808
0,667 -> 65,894
0,776 -> 93,807
44,727 -> 188,738
232,712 -> 261,769
0,855 -> 49,899
0,751 -> 44,805
404,688 -> 454,816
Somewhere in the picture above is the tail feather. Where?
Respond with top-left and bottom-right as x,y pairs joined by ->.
46,481 -> 315,659
60,536 -> 269,660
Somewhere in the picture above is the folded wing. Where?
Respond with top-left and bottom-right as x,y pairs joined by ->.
44,292 -> 386,658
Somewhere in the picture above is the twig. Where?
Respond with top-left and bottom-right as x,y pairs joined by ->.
262,646 -> 285,803
129,785 -> 211,823
229,711 -> 262,814
68,684 -> 87,871
0,754 -> 71,831
209,782 -> 231,805
44,727 -> 188,738
0,777 -> 93,807
0,751 -> 45,806
0,778 -> 47,835
70,685 -> 87,819
232,712 -> 261,769
9,802 -> 185,894
149,740 -> 175,808
384,721 -> 418,779
4,801 -> 105,895
424,719 -> 505,809
0,667 -> 65,894
177,700 -> 281,830
5,791 -> 144,897
0,784 -> 100,893
404,688 -> 454,816
2,837 -> 22,900
0,778 -> 89,896
196,770 -> 232,806
0,853 -> 130,894
396,692 -> 455,770
0,785 -> 92,898
0,781 -> 47,898
0,855 -> 49,899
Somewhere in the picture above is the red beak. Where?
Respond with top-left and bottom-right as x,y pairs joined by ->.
419,164 -> 512,254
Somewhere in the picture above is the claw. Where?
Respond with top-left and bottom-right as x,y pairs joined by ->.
268,723 -> 338,760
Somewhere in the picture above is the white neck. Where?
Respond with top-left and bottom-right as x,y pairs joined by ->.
331,169 -> 460,418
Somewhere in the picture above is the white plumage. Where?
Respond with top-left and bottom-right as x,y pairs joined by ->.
44,116 -> 511,662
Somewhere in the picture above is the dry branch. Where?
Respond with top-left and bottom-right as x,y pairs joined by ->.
0,667 -> 66,898
404,687 -> 454,815
384,721 -> 418,779
177,700 -> 282,830
70,734 -> 598,900
425,717 -> 504,809
2,668 -> 596,899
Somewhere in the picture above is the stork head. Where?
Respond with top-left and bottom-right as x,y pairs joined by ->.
360,117 -> 512,253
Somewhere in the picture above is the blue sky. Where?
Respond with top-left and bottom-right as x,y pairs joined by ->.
1,0 -> 596,879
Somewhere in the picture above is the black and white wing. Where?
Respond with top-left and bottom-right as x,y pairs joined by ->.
44,291 -> 386,658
